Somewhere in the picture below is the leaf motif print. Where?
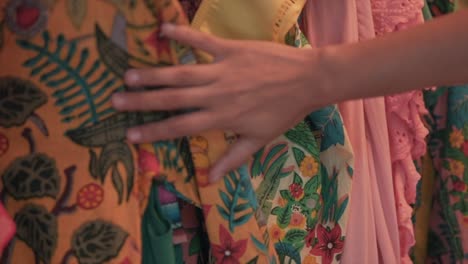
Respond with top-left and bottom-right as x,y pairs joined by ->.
320,165 -> 349,223
66,0 -> 87,29
307,106 -> 345,151
15,204 -> 58,264
216,169 -> 255,232
292,147 -> 305,168
274,242 -> 301,264
255,145 -> 290,220
251,148 -> 264,178
111,164 -> 124,204
448,85 -> 468,128
250,234 -> 268,254
304,175 -> 320,194
72,220 -> 128,264
0,76 -> 47,128
98,141 -> 134,203
276,203 -> 292,229
17,31 -> 124,128
285,122 -> 319,156
2,153 -> 61,199
95,25 -> 129,78
335,196 -> 349,222
283,229 -> 307,250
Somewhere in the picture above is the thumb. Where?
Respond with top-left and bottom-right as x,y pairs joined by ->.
209,138 -> 262,183
161,23 -> 227,56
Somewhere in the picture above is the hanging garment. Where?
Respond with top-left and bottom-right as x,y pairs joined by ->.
370,0 -> 430,263
0,0 -> 356,263
165,1 -> 356,262
410,2 -> 468,263
422,87 -> 468,264
302,0 -> 400,263
0,0 -> 204,263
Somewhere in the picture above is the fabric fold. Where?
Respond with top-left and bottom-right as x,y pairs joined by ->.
302,0 -> 401,262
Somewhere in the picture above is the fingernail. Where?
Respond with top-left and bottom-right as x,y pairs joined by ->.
127,129 -> 142,142
125,70 -> 139,84
161,23 -> 176,36
112,94 -> 125,108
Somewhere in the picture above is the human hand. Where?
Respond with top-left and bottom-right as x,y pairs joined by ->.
112,24 -> 335,182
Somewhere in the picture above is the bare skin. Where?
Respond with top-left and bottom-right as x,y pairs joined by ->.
112,9 -> 468,182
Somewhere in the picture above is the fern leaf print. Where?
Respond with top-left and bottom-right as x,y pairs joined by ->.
18,31 -> 124,128
217,167 -> 257,232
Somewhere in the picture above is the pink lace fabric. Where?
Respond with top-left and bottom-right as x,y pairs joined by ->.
371,0 -> 425,35
371,1 -> 429,263
0,202 -> 15,258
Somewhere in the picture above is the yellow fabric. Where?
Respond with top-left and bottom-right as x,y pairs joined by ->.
192,0 -> 306,42
0,0 -> 192,263
179,1 -> 308,262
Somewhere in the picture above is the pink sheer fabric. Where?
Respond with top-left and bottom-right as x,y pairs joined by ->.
371,1 -> 429,263
302,0 -> 400,263
0,202 -> 15,258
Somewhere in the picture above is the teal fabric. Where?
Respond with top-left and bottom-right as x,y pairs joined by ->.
142,182 -> 176,264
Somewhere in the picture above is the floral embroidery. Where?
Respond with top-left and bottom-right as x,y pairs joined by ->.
452,179 -> 466,193
0,1 -> 354,263
300,156 -> 319,177
308,224 -> 344,264
289,212 -> 306,228
449,159 -> 465,177
268,225 -> 285,243
5,0 -> 48,38
76,183 -> 104,210
277,196 -> 287,207
449,127 -> 464,148
289,183 -> 304,200
212,225 -> 247,264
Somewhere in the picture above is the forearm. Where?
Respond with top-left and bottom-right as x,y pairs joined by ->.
320,9 -> 468,102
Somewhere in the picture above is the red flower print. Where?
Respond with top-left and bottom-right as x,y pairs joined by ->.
289,183 -> 304,200
6,0 -> 47,38
462,141 -> 468,156
77,183 -> 104,210
15,4 -> 40,29
453,179 -> 466,192
309,224 -> 344,264
305,228 -> 315,248
212,225 -> 247,264
138,149 -> 160,176
290,212 -> 305,227
0,133 -> 9,157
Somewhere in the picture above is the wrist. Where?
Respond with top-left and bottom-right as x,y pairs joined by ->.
312,46 -> 353,104
319,42 -> 383,102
